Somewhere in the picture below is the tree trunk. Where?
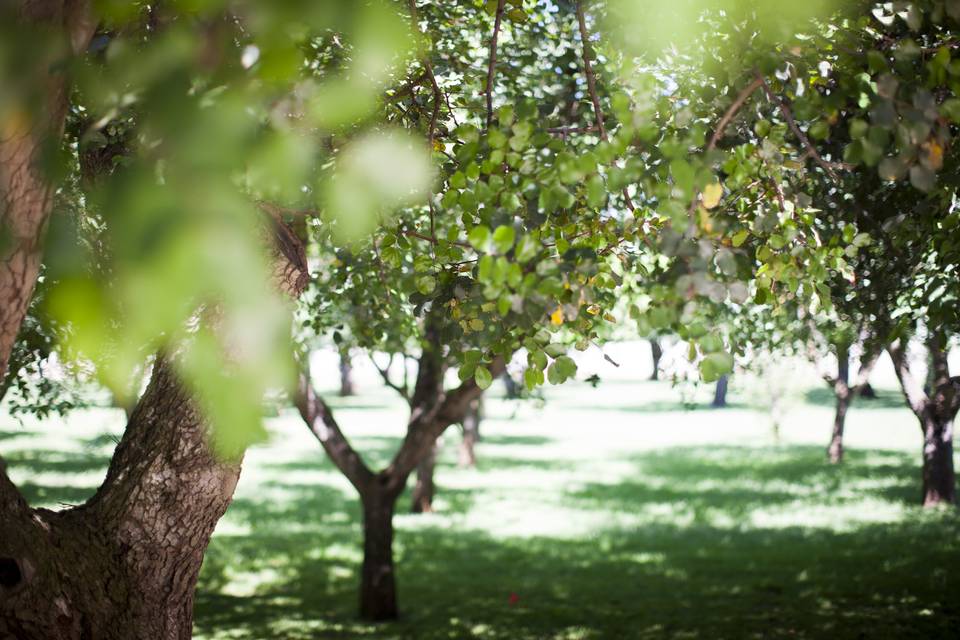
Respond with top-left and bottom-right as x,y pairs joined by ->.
410,442 -> 437,513
827,391 -> 850,464
0,359 -> 241,639
501,372 -> 520,399
649,339 -> 663,381
458,399 -> 481,468
0,0 -> 94,386
921,413 -> 955,507
339,351 -> 354,397
359,490 -> 398,621
827,346 -> 850,464
888,334 -> 958,507
711,375 -> 728,408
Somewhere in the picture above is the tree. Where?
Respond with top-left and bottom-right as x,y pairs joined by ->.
1,0 -> 412,635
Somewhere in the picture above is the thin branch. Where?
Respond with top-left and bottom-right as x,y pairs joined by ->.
382,70 -> 428,103
755,71 -> 841,184
295,364 -> 375,493
706,76 -> 763,151
370,353 -> 412,404
485,0 -> 507,131
574,0 -> 635,213
407,0 -> 443,249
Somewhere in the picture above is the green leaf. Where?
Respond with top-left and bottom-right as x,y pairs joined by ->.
469,225 -> 491,250
493,225 -> 516,253
475,365 -> 493,390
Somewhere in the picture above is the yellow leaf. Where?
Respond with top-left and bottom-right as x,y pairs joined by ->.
923,139 -> 944,170
702,182 -> 723,209
586,304 -> 601,316
550,307 -> 564,325
603,312 -> 617,323
698,206 -> 714,233
432,139 -> 445,152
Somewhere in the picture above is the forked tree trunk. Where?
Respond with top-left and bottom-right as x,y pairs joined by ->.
359,489 -> 398,621
410,442 -> 437,513
649,339 -> 663,381
459,399 -> 481,468
297,350 -> 502,622
920,413 -> 955,506
0,360 -> 241,639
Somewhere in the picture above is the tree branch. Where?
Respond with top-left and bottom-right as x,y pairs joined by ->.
754,71 -> 841,184
888,339 -> 928,418
574,0 -> 635,213
295,363 -> 375,493
384,357 -> 506,489
706,76 -> 764,152
485,0 -> 506,131
370,353 -> 411,404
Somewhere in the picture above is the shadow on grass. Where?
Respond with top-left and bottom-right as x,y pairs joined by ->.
804,387 -> 908,410
193,443 -> 960,640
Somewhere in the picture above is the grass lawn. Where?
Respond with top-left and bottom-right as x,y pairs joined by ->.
2,353 -> 959,639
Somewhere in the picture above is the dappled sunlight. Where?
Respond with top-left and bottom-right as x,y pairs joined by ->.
3,373 -> 957,639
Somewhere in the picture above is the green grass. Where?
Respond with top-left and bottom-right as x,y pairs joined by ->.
2,372 -> 959,639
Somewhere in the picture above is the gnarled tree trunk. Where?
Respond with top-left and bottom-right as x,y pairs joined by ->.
1,359 -> 240,639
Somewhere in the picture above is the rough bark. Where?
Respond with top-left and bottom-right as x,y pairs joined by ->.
0,0 -> 94,388
889,333 -> 958,507
1,218 -> 307,638
649,339 -> 663,381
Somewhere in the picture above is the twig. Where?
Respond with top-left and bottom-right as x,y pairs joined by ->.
574,0 -> 635,213
685,74 -> 765,223
754,71 -> 840,184
485,0 -> 506,130
706,76 -> 763,151
371,353 -> 412,403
